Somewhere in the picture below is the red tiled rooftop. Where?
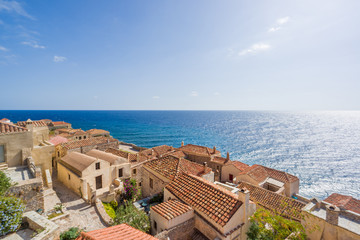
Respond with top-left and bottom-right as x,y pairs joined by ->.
165,173 -> 242,227
105,148 -> 140,163
239,164 -> 298,183
61,137 -> 118,150
0,122 -> 28,134
86,128 -> 110,135
0,118 -> 9,121
144,155 -> 212,180
178,144 -> 220,156
49,135 -> 69,145
324,193 -> 360,214
151,199 -> 193,220
17,120 -> 47,128
52,121 -> 71,126
152,145 -> 174,156
237,181 -> 305,221
76,223 -> 158,240
212,156 -> 229,164
230,161 -> 250,172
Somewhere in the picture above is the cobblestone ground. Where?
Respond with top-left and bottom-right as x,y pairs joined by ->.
49,179 -> 107,234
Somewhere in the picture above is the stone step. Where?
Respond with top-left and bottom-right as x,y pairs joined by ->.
43,188 -> 57,197
0,163 -> 8,171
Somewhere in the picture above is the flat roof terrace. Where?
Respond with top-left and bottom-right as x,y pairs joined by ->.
4,166 -> 34,182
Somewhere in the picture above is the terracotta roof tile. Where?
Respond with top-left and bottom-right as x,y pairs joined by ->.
61,137 -> 118,150
212,156 -> 229,164
165,173 -> 242,227
0,118 -> 9,122
76,223 -> 158,240
239,164 -> 298,183
17,119 -> 47,128
105,148 -> 139,163
237,181 -> 305,221
87,149 -> 127,165
86,129 -> 110,136
164,150 -> 186,158
324,193 -> 360,214
178,144 -> 220,156
144,155 -> 212,180
52,121 -> 71,126
0,122 -> 29,134
230,161 -> 250,172
151,199 -> 193,220
60,152 -> 96,176
49,136 -> 69,145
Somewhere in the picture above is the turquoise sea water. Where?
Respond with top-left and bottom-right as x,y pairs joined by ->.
1,110 -> 359,200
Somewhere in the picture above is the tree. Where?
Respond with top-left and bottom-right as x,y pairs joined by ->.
113,200 -> 150,233
0,170 -> 11,196
246,208 -> 306,240
60,227 -> 82,240
123,179 -> 138,200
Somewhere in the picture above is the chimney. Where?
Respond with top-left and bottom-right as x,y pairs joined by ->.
238,188 -> 250,222
213,146 -> 216,154
326,205 -> 340,225
203,162 -> 208,171
181,141 -> 184,147
226,152 -> 230,160
25,119 -> 34,131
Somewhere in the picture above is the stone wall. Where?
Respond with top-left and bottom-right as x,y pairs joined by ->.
0,131 -> 33,167
22,211 -> 59,240
141,167 -> 168,198
155,218 -> 195,240
8,177 -> 44,212
94,198 -> 112,226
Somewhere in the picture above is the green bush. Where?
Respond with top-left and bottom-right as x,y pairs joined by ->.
110,200 -> 118,209
102,202 -> 116,219
0,170 -> 11,196
0,197 -> 25,236
60,227 -> 81,240
246,208 -> 306,240
113,200 -> 150,233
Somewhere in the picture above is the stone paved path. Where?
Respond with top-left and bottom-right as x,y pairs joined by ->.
50,179 -> 107,233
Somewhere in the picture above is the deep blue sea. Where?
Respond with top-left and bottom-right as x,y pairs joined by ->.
1,110 -> 359,200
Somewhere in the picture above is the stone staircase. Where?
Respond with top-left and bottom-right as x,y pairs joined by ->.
0,163 -> 8,171
191,229 -> 209,240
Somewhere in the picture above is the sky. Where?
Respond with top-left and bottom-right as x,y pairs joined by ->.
0,0 -> 360,110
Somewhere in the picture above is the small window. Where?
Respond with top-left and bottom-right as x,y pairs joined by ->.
79,136 -> 82,140
154,220 -> 157,231
84,136 -> 86,139
139,182 -> 142,187
57,151 -> 60,157
119,168 -> 123,177
133,169 -> 137,175
229,174 -> 234,182
68,174 -> 71,180
150,178 -> 153,189
96,162 -> 100,170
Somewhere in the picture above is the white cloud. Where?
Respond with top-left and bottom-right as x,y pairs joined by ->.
239,43 -> 270,56
22,41 -> 45,49
268,17 -> 290,33
53,55 -> 67,62
0,45 -> 8,51
0,0 -> 34,19
152,96 -> 160,99
190,91 -> 198,97
277,16 -> 290,25
214,92 -> 220,96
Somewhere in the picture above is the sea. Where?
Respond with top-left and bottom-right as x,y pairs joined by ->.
1,110 -> 359,200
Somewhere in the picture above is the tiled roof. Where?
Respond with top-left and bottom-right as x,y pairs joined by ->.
212,156 -> 229,164
76,223 -> 158,240
151,199 -> 193,220
0,118 -> 9,121
237,181 -> 305,221
239,164 -> 298,183
0,122 -> 28,134
324,193 -> 360,214
164,150 -> 186,159
86,128 -> 110,135
52,121 -> 71,126
61,137 -> 118,150
152,145 -> 174,156
60,152 -> 96,176
87,149 -> 127,165
165,173 -> 242,227
49,136 -> 69,145
17,120 -> 47,128
105,148 -> 139,163
178,144 -> 220,156
144,155 -> 212,180
230,161 -> 250,172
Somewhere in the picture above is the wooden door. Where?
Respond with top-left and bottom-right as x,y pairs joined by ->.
95,175 -> 102,189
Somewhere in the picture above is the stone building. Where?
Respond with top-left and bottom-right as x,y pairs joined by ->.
301,195 -> 360,240
86,129 -> 110,138
56,128 -> 89,141
48,121 -> 72,130
0,121 -> 33,168
221,160 -> 250,183
141,155 -> 214,198
161,173 -> 256,240
234,164 -> 300,197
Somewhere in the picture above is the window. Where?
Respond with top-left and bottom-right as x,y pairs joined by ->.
229,174 -> 234,182
84,136 -> 86,139
57,151 -> 60,158
68,174 -> 71,180
79,136 -> 82,140
154,220 -> 157,231
119,168 -> 123,177
96,175 -> 102,189
133,169 -> 137,175
96,162 -> 100,170
150,178 -> 153,189
139,182 -> 142,187
0,145 -> 5,163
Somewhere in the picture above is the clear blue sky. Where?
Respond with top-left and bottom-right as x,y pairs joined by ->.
1,0 -> 359,110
